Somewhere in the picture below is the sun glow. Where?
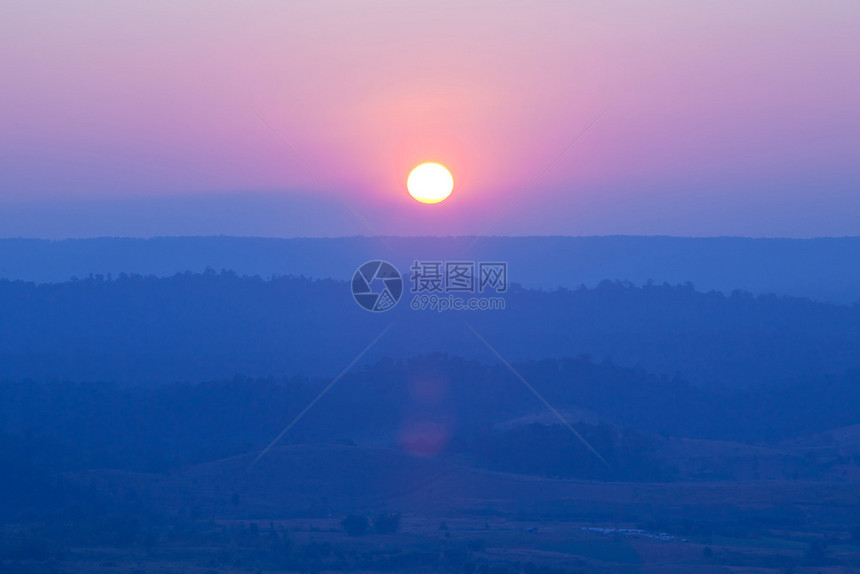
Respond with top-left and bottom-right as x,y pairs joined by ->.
407,163 -> 454,204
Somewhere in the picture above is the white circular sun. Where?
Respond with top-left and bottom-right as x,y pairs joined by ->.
407,163 -> 454,204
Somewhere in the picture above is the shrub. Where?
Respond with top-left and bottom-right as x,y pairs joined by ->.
373,512 -> 401,534
342,514 -> 369,536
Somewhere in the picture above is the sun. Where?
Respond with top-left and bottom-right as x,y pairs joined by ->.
407,163 -> 453,204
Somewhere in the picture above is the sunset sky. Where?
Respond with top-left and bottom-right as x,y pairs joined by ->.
1,0 -> 858,238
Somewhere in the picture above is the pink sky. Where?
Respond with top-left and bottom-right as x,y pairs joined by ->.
1,0 -> 858,237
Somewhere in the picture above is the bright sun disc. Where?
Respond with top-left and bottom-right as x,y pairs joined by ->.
407,163 -> 453,204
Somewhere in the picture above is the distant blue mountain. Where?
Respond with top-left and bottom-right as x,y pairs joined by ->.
1,236 -> 858,303
0,272 -> 857,386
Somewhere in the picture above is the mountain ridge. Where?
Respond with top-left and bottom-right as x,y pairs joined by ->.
2,235 -> 860,303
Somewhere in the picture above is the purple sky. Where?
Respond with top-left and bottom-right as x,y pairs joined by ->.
1,1 -> 858,238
